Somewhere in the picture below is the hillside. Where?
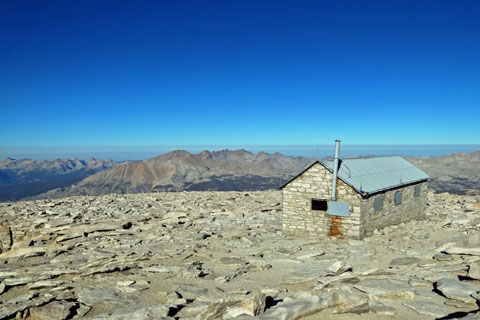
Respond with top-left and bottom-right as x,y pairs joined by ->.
406,150 -> 480,195
3,150 -> 480,201
0,157 -> 119,201
35,150 -> 312,199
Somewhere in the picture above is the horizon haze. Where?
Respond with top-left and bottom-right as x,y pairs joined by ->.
1,144 -> 480,161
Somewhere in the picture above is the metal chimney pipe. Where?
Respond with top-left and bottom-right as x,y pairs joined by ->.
331,140 -> 341,201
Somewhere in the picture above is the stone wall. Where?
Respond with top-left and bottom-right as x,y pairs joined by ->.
282,163 -> 363,239
359,181 -> 428,237
282,162 -> 428,240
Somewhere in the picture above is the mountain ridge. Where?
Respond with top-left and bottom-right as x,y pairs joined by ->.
2,149 -> 479,202
32,149 -> 312,199
0,157 -> 120,201
31,149 -> 480,200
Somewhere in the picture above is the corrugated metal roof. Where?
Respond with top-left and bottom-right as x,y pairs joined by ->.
320,156 -> 429,195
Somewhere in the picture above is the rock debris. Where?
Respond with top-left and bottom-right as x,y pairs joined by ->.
0,190 -> 479,319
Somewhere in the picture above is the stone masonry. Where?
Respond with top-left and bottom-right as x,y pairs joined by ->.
361,181 -> 428,237
282,162 -> 427,239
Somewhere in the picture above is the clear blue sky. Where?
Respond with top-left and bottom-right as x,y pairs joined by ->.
1,0 -> 479,150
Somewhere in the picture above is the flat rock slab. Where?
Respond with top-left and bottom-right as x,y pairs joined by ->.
7,292 -> 38,304
441,234 -> 480,256
29,300 -> 76,320
77,288 -> 126,307
220,257 -> 245,265
255,291 -> 322,320
56,223 -> 122,242
4,276 -> 36,287
0,294 -> 54,320
435,278 -> 480,304
403,300 -> 455,318
368,301 -> 396,315
175,283 -> 209,300
389,257 -> 420,267
0,247 -> 46,259
354,279 -> 415,299
433,253 -> 453,261
83,305 -> 176,320
468,261 -> 480,280
319,285 -> 368,314
28,280 -> 65,290
296,252 -> 325,260
198,292 -> 267,319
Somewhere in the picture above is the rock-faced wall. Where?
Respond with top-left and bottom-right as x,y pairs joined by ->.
282,162 -> 428,240
282,163 -> 363,239
359,181 -> 428,237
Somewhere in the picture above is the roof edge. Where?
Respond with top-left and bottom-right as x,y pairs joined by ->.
320,159 -> 429,197
279,160 -> 321,189
281,158 -> 429,197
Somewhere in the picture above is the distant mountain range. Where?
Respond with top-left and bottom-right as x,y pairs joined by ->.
32,150 -> 312,199
405,151 -> 480,195
0,157 -> 119,201
1,150 -> 479,201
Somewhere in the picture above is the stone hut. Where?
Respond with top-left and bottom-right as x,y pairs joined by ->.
281,152 -> 429,239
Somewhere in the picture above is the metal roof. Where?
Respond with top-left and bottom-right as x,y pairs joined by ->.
320,156 -> 429,195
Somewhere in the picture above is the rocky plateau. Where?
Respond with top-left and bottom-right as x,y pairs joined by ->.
0,190 -> 480,319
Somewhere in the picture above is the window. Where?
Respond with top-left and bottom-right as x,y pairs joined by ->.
374,196 -> 383,212
312,199 -> 328,211
394,191 -> 402,205
414,185 -> 421,197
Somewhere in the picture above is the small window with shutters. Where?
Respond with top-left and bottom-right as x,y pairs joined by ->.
394,191 -> 402,205
414,185 -> 421,197
374,196 -> 383,212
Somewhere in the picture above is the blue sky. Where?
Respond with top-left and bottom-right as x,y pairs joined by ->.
1,0 -> 479,151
